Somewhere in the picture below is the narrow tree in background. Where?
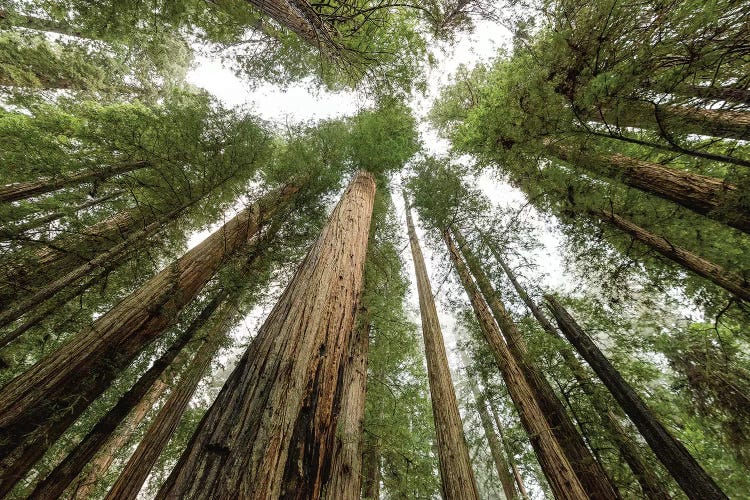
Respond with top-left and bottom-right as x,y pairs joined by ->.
403,198 -> 480,500
545,295 -> 728,500
156,171 -> 375,499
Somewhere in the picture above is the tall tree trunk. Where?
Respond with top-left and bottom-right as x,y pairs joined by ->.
156,172 -> 375,499
489,403 -> 530,500
361,436 -> 381,499
674,85 -> 750,106
452,228 -> 618,499
326,306 -> 370,498
598,210 -> 750,302
544,296 -> 728,500
105,300 -> 237,500
459,352 -> 518,500
25,291 -> 228,499
490,248 -> 671,500
546,142 -> 749,235
511,463 -> 530,500
403,201 -> 480,500
443,229 -> 587,500
0,184 -> 299,496
0,161 -> 147,203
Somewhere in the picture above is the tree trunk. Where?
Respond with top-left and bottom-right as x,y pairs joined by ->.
490,248 -> 671,500
156,172 -> 375,499
105,299 -> 236,500
675,85 -> 750,106
511,463 -> 530,500
544,295 -> 728,500
546,142 -> 749,234
326,307 -> 370,498
0,183 -> 299,496
443,229 -> 587,500
403,201 -> 480,500
0,161 -> 147,203
489,403 -> 530,500
452,228 -> 618,499
26,291 -> 228,499
598,210 -> 750,302
459,352 -> 518,500
361,436 -> 381,499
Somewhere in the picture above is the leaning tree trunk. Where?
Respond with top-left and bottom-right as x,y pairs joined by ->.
26,291 -> 228,499
545,296 -> 728,500
443,230 -> 587,500
326,306 -> 370,498
404,201 -> 480,500
546,143 -> 749,235
598,210 -> 750,302
488,401 -> 530,500
105,299 -> 237,500
459,352 -> 518,500
0,161 -> 148,203
156,171 -> 375,499
452,228 -> 618,499
0,183 -> 299,496
490,248 -> 671,500
361,436 -> 381,500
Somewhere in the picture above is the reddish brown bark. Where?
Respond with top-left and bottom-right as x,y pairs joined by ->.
452,228 -> 618,499
545,295 -> 728,500
156,172 -> 375,499
0,184 -> 299,495
326,307 -> 370,498
404,202 -> 480,500
443,230 -> 586,500
599,210 -> 750,302
0,161 -> 147,203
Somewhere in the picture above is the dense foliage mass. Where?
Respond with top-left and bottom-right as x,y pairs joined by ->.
0,0 -> 748,498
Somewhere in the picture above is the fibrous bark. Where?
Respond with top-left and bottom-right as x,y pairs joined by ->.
545,295 -> 728,500
156,172 -> 375,499
404,201 -> 480,500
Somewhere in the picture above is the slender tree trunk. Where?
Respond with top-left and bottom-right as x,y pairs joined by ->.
403,201 -> 480,500
675,84 -> 750,106
459,352 -> 518,500
0,184 -> 299,496
598,210 -> 750,302
490,248 -> 671,500
326,306 -> 370,498
443,229 -> 587,500
156,172 -> 375,499
489,404 -> 530,500
546,142 -> 749,234
0,161 -> 147,203
545,295 -> 728,500
361,436 -> 381,499
26,291 -> 228,499
105,300 -> 236,500
511,463 -> 530,500
452,228 -> 618,499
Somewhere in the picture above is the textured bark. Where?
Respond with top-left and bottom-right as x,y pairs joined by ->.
545,296 -> 728,500
156,172 -> 375,499
0,184 -> 299,495
443,230 -> 586,500
459,352 -> 518,500
326,307 -> 370,499
404,202 -> 480,500
452,228 -> 617,499
491,249 -> 671,500
547,143 -> 748,234
26,292 -> 227,499
512,463 -> 530,500
599,210 -> 750,302
0,161 -> 147,203
106,301 -> 236,500
361,436 -> 381,499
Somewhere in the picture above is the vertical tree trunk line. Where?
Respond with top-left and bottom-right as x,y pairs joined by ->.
488,245 -> 672,499
545,295 -> 728,500
25,291 -> 230,499
0,160 -> 148,203
487,401 -> 530,500
452,228 -> 618,499
156,171 -> 375,499
403,199 -> 480,500
459,352 -> 518,500
361,435 -> 381,499
326,305 -> 371,498
443,229 -> 587,500
0,183 -> 300,496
